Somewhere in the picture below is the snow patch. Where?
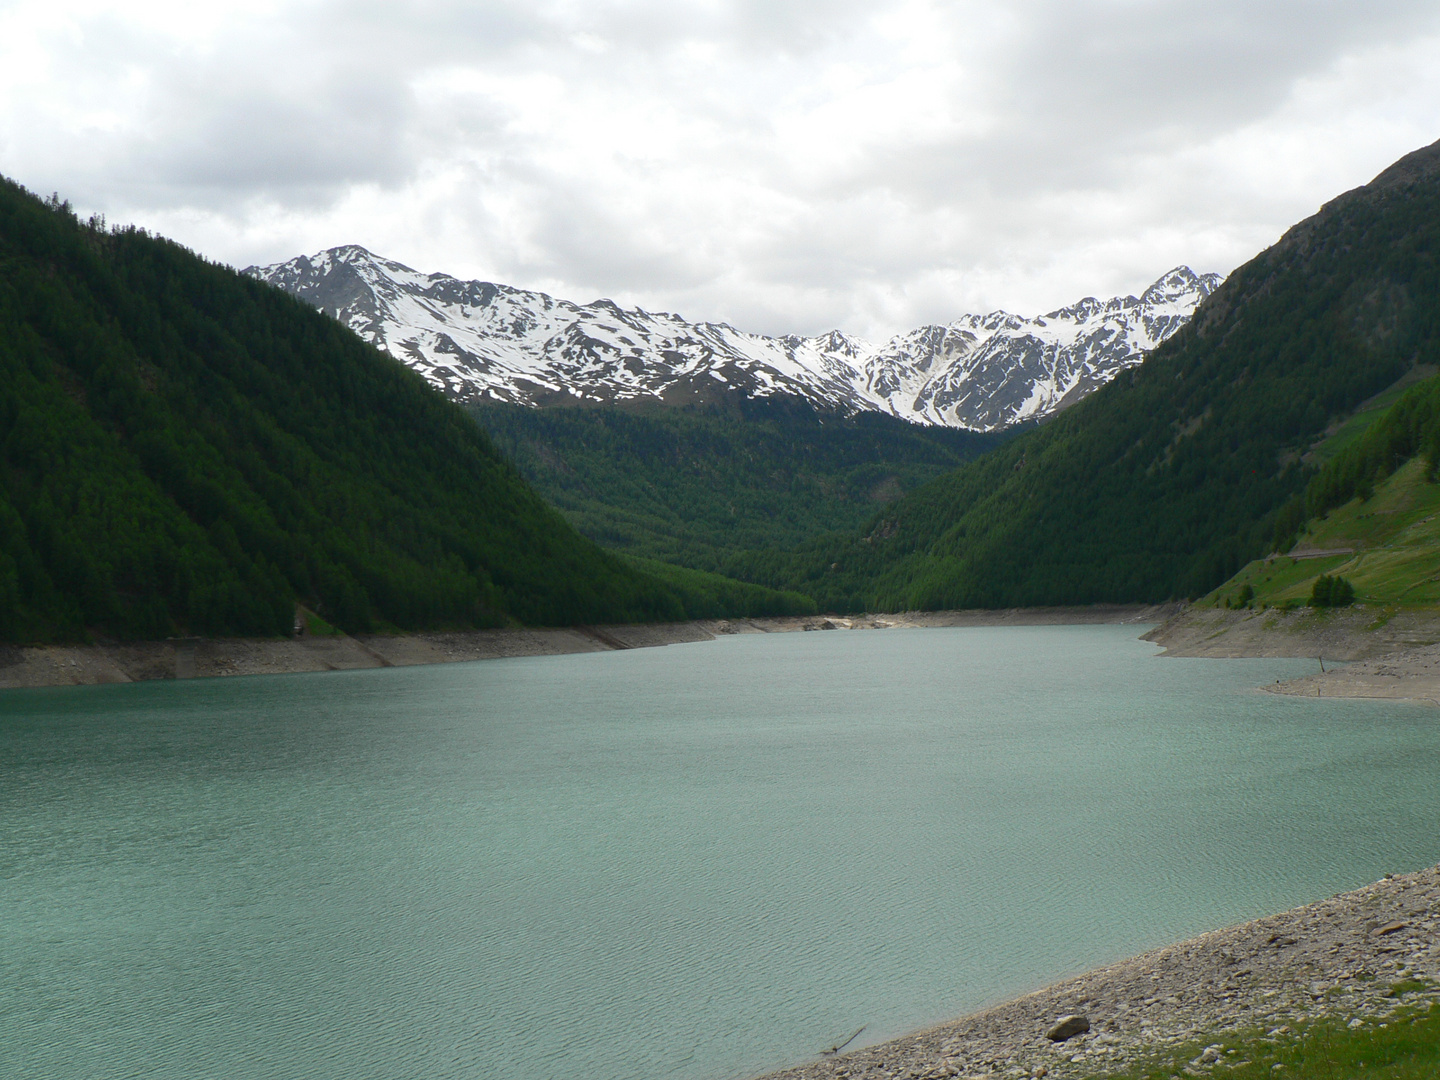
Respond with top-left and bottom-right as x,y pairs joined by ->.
245,250 -> 1223,432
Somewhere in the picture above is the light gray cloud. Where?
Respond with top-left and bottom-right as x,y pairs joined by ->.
3,1 -> 1439,338
843,1 -> 1440,201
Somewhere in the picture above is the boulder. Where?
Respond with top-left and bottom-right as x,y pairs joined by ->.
1045,1015 -> 1090,1042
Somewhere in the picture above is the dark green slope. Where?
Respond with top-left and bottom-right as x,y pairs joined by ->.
1195,369 -> 1440,611
727,138 -> 1440,612
1280,368 -> 1440,542
0,179 -> 796,643
471,400 -> 1007,573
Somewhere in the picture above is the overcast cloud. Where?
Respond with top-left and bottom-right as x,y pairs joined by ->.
3,0 -> 1440,337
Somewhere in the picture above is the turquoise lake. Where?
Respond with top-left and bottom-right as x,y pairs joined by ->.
3,625 -> 1440,1080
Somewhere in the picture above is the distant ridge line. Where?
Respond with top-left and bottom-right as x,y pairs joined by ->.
246,250 -> 1222,432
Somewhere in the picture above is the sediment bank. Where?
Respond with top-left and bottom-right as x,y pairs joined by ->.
1144,604 -> 1440,705
1263,641 -> 1440,705
0,604 -> 1175,691
1141,605 -> 1440,661
751,864 -> 1440,1080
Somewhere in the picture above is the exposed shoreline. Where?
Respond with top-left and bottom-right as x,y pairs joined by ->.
1261,642 -> 1440,704
1140,605 -> 1440,661
16,600 -> 1440,703
1142,604 -> 1440,705
749,864 -> 1440,1080
0,604 -> 1176,691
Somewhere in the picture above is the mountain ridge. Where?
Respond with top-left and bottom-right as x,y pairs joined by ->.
0,177 -> 812,643
247,249 -> 1220,431
722,137 -> 1440,612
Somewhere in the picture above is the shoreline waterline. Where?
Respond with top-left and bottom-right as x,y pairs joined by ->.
0,603 -> 1176,690
747,863 -> 1440,1080
12,599 -> 1440,705
1145,604 -> 1440,706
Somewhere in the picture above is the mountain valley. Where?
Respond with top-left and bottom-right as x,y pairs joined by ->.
471,400 -> 1007,573
10,137 -> 1440,642
722,138 -> 1440,613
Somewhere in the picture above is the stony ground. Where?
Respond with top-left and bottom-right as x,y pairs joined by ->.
1141,606 -> 1440,661
1266,640 -> 1440,705
0,622 -> 723,688
750,865 -> 1440,1080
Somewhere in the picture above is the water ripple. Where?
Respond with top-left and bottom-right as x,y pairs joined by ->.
2,626 -> 1439,1080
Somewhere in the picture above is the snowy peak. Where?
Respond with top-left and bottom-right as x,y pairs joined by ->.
246,249 -> 1222,431
1141,265 -> 1215,305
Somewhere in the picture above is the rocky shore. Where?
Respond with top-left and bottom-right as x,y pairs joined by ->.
1262,640 -> 1440,704
1141,605 -> 1440,661
0,604 -> 1173,690
1144,604 -> 1440,705
751,865 -> 1440,1080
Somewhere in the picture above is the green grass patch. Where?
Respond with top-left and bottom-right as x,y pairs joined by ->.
1199,457 -> 1440,611
301,608 -> 344,637
1386,981 -> 1430,999
1369,605 -> 1400,630
1093,999 -> 1440,1080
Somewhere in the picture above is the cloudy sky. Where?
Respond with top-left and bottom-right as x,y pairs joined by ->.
4,1 -> 1440,338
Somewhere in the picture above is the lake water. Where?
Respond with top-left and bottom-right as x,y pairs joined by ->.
3,626 -> 1440,1080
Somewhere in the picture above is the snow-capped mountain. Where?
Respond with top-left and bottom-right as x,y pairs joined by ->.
246,247 -> 1221,431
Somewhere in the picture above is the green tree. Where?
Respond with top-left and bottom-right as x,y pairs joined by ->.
1308,575 -> 1355,608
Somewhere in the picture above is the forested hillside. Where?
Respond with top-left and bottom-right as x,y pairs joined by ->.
726,138 -> 1440,612
0,178 -> 805,643
472,400 -> 1006,573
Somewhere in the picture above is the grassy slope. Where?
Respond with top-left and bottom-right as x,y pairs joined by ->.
1202,360 -> 1440,612
1201,457 -> 1440,611
1309,365 -> 1439,465
471,400 -> 1007,574
723,138 -> 1440,614
1097,998 -> 1439,1080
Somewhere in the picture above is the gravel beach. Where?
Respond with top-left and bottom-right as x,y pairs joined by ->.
750,865 -> 1440,1080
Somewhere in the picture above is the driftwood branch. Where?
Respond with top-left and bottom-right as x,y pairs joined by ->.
821,1025 -> 866,1057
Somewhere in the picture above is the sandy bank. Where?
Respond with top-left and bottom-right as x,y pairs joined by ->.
0,603 -> 1174,691
751,864 -> 1440,1080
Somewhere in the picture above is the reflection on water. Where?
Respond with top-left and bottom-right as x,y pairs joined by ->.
2,626 -> 1438,1080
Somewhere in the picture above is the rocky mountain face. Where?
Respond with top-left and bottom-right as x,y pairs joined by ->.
247,248 -> 1220,431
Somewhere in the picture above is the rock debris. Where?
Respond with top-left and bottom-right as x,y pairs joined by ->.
749,865 -> 1440,1080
